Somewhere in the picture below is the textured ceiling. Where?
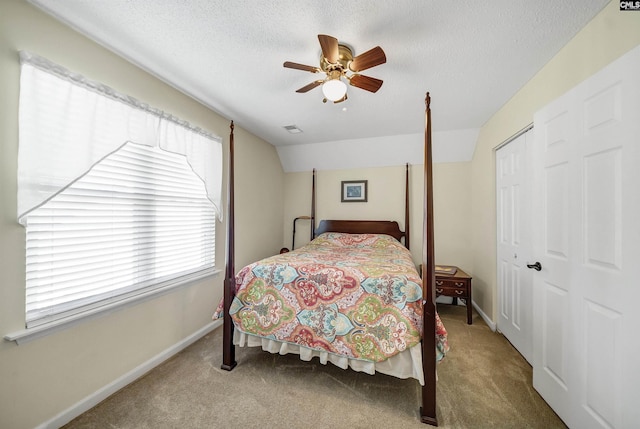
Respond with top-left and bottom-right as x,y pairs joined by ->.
29,0 -> 609,147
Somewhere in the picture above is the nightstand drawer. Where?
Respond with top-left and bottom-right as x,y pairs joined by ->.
436,279 -> 468,289
435,285 -> 469,298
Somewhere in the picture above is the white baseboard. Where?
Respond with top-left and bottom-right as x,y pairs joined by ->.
438,296 -> 496,332
472,300 -> 496,331
38,319 -> 222,429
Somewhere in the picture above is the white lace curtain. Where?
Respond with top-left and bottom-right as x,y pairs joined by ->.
17,51 -> 223,224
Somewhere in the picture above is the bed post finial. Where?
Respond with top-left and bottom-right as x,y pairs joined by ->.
425,92 -> 431,108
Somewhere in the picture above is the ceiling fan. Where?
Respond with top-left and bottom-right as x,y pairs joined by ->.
284,34 -> 386,103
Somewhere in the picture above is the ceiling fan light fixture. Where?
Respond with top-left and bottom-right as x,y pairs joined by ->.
284,35 -> 385,102
322,78 -> 347,102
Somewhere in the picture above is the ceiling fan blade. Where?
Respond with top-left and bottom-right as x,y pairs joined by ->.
284,61 -> 320,73
318,34 -> 339,63
349,46 -> 386,72
296,80 -> 324,93
349,74 -> 383,93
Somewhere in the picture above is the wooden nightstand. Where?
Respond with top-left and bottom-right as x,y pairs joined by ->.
435,266 -> 473,324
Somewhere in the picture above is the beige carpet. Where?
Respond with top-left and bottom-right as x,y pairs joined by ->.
63,305 -> 566,428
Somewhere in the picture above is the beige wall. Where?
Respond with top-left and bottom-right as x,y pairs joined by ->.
470,1 -> 640,321
283,163 -> 472,271
234,125 -> 286,269
0,2 -> 283,428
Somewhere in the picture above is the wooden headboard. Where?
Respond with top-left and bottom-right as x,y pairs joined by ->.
314,220 -> 405,243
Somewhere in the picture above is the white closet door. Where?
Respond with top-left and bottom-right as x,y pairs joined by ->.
532,45 -> 640,428
496,131 -> 534,364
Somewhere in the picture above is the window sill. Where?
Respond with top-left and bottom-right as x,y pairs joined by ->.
4,269 -> 222,345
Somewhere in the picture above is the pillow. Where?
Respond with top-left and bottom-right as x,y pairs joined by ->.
312,232 -> 399,249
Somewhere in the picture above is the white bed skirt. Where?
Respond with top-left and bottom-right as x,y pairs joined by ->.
234,330 -> 425,385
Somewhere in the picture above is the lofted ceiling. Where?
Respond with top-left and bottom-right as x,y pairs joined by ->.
29,0 -> 609,150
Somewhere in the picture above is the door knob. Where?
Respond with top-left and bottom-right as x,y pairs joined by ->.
527,262 -> 542,271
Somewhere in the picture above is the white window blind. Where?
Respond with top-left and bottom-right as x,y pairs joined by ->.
25,143 -> 216,327
17,52 -> 223,328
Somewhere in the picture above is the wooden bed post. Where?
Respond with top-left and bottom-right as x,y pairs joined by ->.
405,163 -> 410,250
221,120 -> 237,371
421,93 -> 438,425
311,168 -> 316,240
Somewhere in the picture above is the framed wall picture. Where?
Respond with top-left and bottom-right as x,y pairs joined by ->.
341,180 -> 368,202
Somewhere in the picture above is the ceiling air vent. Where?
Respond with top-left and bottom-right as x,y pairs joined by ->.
283,125 -> 303,134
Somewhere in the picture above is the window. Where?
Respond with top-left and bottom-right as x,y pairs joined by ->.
24,143 -> 216,326
18,52 -> 222,328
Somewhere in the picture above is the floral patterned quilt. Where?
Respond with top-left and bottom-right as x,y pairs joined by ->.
217,232 -> 448,363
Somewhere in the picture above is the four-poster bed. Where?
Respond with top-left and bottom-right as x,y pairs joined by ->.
221,93 -> 443,425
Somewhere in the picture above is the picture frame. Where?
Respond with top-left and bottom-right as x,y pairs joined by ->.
341,180 -> 368,202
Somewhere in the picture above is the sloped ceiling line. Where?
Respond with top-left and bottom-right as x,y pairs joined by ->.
277,128 -> 479,172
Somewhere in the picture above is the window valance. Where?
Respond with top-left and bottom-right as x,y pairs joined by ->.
17,51 -> 223,224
